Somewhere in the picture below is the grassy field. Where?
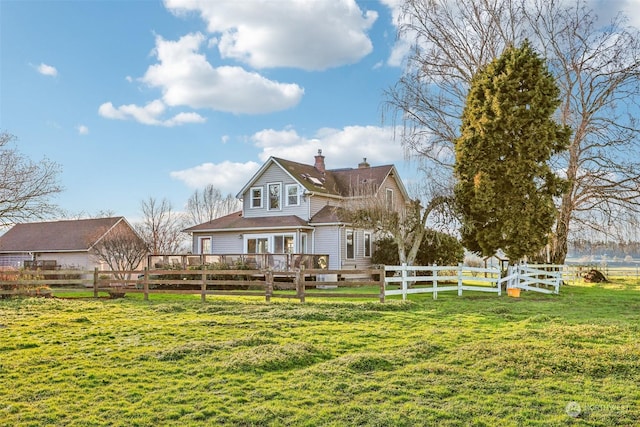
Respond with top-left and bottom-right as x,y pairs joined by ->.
0,280 -> 638,426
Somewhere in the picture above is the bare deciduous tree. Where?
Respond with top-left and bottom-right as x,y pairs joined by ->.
186,184 -> 240,225
0,132 -> 63,226
528,0 -> 640,263
136,197 -> 189,254
387,0 -> 640,263
342,180 -> 451,266
91,221 -> 148,279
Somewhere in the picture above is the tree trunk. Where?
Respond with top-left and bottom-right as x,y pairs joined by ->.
551,196 -> 572,264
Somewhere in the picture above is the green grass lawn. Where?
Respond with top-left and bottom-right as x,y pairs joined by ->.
0,280 -> 638,426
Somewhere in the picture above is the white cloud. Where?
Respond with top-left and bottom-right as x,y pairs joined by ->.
170,160 -> 261,194
251,125 -> 404,168
170,125 -> 404,195
164,0 -> 377,71
142,33 -> 304,114
98,99 -> 206,127
36,63 -> 58,77
100,32 -> 304,124
379,0 -> 408,67
76,125 -> 89,135
586,0 -> 640,28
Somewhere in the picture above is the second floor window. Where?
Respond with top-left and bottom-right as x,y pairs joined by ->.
268,183 -> 281,210
286,184 -> 299,206
386,188 -> 394,210
250,187 -> 263,208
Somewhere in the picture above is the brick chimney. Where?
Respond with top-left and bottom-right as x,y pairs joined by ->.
314,149 -> 325,173
358,157 -> 370,168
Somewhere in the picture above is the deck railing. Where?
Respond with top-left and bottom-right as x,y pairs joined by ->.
147,253 -> 329,271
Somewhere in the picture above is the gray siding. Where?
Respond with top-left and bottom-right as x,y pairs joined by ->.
312,226 -> 341,269
309,194 -> 337,218
340,228 -> 373,270
242,164 -> 310,219
212,232 -> 243,253
192,232 -> 242,254
381,174 -> 409,209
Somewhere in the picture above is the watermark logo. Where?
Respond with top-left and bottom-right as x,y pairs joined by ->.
565,401 -> 581,418
566,401 -> 627,418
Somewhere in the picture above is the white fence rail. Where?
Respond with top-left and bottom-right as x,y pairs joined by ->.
384,263 -> 564,300
384,264 -> 502,300
504,264 -> 563,294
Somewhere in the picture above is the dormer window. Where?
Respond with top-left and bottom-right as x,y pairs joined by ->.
250,187 -> 263,209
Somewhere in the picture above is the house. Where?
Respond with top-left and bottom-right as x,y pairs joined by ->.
183,151 -> 410,270
0,217 -> 145,270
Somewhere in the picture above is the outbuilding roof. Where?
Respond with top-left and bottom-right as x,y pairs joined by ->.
0,217 -> 127,253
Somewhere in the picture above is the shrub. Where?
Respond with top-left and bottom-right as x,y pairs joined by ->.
373,230 -> 464,267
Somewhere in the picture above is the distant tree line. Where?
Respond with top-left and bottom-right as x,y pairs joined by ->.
568,240 -> 640,258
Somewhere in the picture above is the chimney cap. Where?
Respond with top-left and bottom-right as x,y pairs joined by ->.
358,157 -> 370,168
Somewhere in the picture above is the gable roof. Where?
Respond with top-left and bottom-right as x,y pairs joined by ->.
0,217 -> 127,253
184,211 -> 313,233
237,156 -> 409,200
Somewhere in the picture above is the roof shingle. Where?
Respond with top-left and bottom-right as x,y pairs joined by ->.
0,217 -> 124,253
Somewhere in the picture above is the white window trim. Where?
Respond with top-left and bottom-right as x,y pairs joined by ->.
346,229 -> 355,260
386,188 -> 394,210
286,184 -> 300,206
250,186 -> 263,209
364,232 -> 372,258
244,233 -> 297,253
267,182 -> 282,211
198,236 -> 211,254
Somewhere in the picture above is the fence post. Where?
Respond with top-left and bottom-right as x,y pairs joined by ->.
457,263 -> 463,297
93,268 -> 98,298
143,267 -> 149,301
265,270 -> 273,302
401,263 -> 407,301
497,266 -> 502,296
433,263 -> 439,300
379,268 -> 385,303
297,270 -> 305,303
201,269 -> 207,302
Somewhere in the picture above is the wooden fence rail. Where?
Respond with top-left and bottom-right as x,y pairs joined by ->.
0,267 -> 386,303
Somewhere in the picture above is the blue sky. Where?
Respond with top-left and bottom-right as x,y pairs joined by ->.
1,0 -> 410,222
2,0 -> 639,223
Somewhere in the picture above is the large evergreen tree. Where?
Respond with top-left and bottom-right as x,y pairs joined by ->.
454,40 -> 570,260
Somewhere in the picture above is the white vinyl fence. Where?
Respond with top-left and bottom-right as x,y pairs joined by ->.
502,264 -> 563,294
384,263 -> 564,300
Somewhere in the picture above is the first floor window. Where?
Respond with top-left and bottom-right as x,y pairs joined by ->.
245,234 -> 296,254
247,237 -> 269,254
300,233 -> 307,254
364,232 -> 371,257
274,235 -> 295,253
200,237 -> 211,254
346,230 -> 355,259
